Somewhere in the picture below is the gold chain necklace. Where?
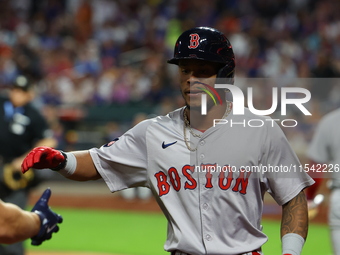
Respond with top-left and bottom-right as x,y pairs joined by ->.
183,101 -> 232,151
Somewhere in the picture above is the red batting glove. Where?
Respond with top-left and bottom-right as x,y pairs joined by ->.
21,146 -> 65,173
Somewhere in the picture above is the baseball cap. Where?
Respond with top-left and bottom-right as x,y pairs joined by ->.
12,75 -> 33,91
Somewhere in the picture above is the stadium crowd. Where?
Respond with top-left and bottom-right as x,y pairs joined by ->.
0,0 -> 339,153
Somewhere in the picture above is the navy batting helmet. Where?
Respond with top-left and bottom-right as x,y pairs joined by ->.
167,27 -> 235,82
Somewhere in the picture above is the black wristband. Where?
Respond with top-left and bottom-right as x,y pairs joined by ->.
50,151 -> 68,171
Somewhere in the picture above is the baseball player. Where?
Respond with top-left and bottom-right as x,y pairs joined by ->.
306,108 -> 340,255
0,188 -> 62,245
21,27 -> 314,255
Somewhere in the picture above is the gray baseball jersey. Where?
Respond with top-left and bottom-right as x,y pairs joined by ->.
307,108 -> 340,189
90,106 -> 314,255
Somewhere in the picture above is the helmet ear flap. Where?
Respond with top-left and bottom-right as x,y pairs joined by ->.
216,60 -> 235,85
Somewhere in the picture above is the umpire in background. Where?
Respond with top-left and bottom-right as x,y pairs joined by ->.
0,75 -> 57,255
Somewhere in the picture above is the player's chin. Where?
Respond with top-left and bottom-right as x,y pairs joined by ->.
185,94 -> 202,107
185,100 -> 202,110
187,97 -> 217,112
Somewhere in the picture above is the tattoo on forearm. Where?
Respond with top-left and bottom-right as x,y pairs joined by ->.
281,191 -> 308,239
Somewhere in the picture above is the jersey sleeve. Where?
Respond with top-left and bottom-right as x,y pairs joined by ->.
260,121 -> 314,205
89,119 -> 151,192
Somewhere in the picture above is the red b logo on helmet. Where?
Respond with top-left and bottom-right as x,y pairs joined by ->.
188,33 -> 200,49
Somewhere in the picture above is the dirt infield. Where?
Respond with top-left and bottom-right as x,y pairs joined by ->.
28,192 -> 162,213
28,181 -> 162,213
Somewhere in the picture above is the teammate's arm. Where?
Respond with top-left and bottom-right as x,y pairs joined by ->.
0,188 -> 62,245
0,201 -> 40,244
281,190 -> 308,255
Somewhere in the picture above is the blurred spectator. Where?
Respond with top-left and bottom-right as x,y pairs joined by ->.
74,0 -> 92,43
310,52 -> 339,112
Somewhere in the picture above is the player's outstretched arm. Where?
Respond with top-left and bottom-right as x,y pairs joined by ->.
21,146 -> 101,181
280,190 -> 308,255
0,201 -> 40,244
0,188 -> 62,245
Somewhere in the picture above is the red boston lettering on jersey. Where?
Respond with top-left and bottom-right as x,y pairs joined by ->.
188,33 -> 200,49
154,165 -> 252,196
218,166 -> 234,190
232,168 -> 251,195
203,164 -> 215,188
169,167 -> 181,191
182,165 -> 197,190
154,172 -> 170,196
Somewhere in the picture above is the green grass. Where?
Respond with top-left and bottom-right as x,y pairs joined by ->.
27,208 -> 168,255
261,219 -> 332,255
27,208 -> 332,255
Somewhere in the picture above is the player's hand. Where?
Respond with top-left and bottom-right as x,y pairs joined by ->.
31,188 -> 63,245
21,146 -> 65,173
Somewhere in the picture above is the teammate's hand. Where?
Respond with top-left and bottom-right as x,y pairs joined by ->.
21,146 -> 65,173
31,188 -> 63,245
